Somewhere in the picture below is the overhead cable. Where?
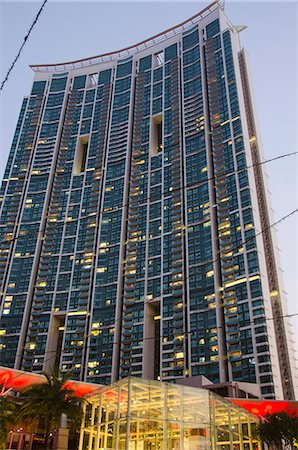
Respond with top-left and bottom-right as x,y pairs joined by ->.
0,0 -> 48,93
1,150 -> 297,246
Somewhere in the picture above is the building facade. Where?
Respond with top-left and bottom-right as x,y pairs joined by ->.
0,1 -> 296,399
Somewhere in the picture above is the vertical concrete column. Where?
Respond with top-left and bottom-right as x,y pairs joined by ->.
53,428 -> 69,450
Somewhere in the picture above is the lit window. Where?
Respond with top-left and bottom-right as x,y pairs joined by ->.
88,361 -> 98,368
206,270 -> 214,278
26,342 -> 36,350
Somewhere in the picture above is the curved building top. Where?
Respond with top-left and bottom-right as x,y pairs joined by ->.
31,0 -> 222,73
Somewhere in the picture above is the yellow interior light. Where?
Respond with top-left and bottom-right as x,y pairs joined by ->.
270,290 -> 279,297
68,311 -> 88,316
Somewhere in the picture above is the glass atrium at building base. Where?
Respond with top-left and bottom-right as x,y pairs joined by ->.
80,378 -> 261,450
1,1 -> 296,400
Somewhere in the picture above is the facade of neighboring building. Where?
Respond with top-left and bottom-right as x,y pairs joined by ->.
0,1 -> 296,399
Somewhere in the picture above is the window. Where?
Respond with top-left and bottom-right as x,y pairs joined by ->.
183,28 -> 199,49
50,76 -> 67,92
74,135 -> 89,174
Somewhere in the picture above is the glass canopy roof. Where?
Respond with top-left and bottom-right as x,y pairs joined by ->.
80,377 -> 261,450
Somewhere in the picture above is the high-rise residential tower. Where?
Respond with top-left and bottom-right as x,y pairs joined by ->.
0,1 -> 296,400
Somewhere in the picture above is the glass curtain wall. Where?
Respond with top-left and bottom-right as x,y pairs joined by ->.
79,377 -> 260,450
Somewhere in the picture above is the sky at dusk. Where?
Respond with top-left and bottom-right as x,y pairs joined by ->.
0,1 -> 297,357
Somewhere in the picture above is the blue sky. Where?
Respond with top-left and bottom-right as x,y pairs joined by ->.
0,1 -> 297,355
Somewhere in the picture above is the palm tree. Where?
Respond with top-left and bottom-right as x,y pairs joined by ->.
18,368 -> 84,450
0,395 -> 17,450
255,411 -> 298,449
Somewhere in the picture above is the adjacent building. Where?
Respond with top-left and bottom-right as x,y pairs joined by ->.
0,1 -> 296,400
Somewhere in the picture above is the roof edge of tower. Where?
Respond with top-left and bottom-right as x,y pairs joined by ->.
30,0 -> 222,73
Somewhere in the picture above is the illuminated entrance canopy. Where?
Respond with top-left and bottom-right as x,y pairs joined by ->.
80,377 -> 261,450
0,366 -> 100,397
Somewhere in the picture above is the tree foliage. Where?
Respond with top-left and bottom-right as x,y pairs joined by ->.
18,368 -> 84,450
256,411 -> 298,449
0,395 -> 17,450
